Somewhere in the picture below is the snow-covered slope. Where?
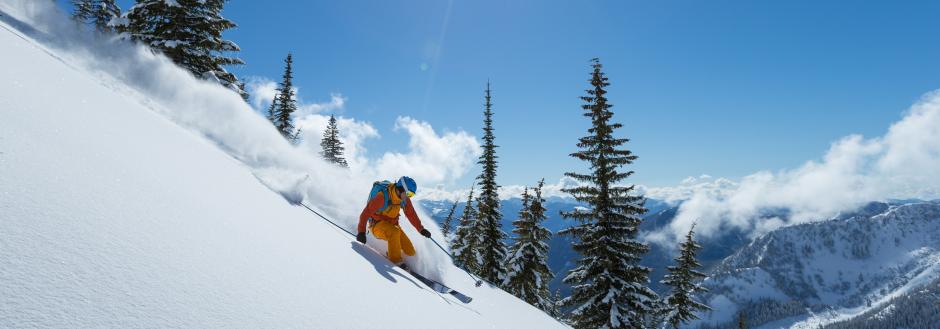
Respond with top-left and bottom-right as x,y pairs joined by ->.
0,2 -> 564,328
692,202 -> 940,328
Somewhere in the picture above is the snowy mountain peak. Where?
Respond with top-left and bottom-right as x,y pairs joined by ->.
694,202 -> 940,328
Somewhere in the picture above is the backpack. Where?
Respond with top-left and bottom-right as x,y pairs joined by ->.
367,180 -> 407,213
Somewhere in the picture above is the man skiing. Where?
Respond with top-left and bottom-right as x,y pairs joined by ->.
357,176 -> 431,267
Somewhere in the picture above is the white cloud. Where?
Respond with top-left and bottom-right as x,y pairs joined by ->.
244,76 -> 278,110
420,174 -> 736,205
419,184 -> 473,203
244,77 -> 346,116
296,114 -> 483,189
372,117 -> 481,186
295,114 -> 480,188
244,77 -> 481,189
295,114 -> 379,169
298,93 -> 346,115
244,76 -> 377,168
635,175 -> 738,205
496,176 -> 582,200
648,91 -> 940,245
419,176 -> 582,202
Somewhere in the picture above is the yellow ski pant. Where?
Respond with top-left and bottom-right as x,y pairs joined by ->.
371,220 -> 415,264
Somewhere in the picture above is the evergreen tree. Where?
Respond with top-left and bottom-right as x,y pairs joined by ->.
738,312 -> 747,329
504,187 -> 532,286
90,0 -> 120,32
451,186 -> 481,273
289,127 -> 303,145
559,58 -> 657,329
269,53 -> 301,142
265,96 -> 278,124
71,0 -> 93,23
647,297 -> 669,329
122,0 -> 247,99
239,81 -> 250,103
503,180 -> 554,312
74,0 -> 121,33
441,200 -> 460,237
550,289 -> 564,319
662,226 -> 711,328
474,82 -> 508,284
319,114 -> 348,167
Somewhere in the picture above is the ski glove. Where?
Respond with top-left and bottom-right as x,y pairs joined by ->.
419,229 -> 431,238
356,232 -> 367,244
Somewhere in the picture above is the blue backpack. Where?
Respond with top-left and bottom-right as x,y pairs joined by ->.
367,180 -> 407,213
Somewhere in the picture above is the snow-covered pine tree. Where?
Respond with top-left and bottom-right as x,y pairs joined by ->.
73,0 -> 120,32
266,96 -> 278,126
647,296 -> 669,329
71,0 -> 94,23
474,82 -> 508,284
89,0 -> 120,32
123,0 -> 247,99
738,312 -> 747,329
441,199 -> 460,237
504,187 -> 532,286
270,53 -> 300,142
559,58 -> 657,329
319,114 -> 348,167
503,180 -> 554,312
550,289 -> 563,319
662,226 -> 711,328
289,127 -> 303,145
451,186 -> 482,273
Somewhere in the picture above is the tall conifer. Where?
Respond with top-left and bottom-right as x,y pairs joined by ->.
474,82 -> 507,284
269,53 -> 300,142
559,58 -> 657,328
320,114 -> 348,167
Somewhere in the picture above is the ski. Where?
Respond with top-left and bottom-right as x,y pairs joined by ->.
406,269 -> 473,303
293,204 -> 474,303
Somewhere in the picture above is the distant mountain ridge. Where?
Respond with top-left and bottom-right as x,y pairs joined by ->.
693,201 -> 940,328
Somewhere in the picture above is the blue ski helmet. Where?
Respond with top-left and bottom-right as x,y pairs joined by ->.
397,176 -> 417,197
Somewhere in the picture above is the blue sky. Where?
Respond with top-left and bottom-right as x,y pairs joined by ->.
82,0 -> 940,189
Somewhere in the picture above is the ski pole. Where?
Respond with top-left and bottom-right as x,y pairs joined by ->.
429,237 -> 484,287
299,202 -> 355,237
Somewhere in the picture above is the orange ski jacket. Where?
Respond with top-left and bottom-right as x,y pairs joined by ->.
357,187 -> 425,234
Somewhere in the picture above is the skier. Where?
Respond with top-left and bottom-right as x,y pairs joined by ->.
357,176 -> 431,268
